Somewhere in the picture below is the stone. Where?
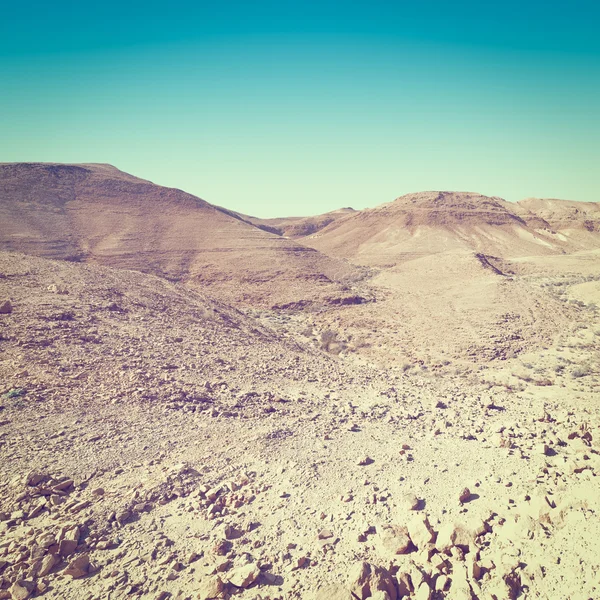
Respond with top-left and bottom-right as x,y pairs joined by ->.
227,563 -> 260,588
38,533 -> 56,548
197,576 -> 225,600
47,284 -> 68,294
64,553 -> 90,579
312,585 -> 354,600
59,539 -> 78,557
396,571 -> 412,596
9,581 -> 34,600
347,561 -> 397,600
358,456 -> 374,466
436,574 -> 449,591
377,524 -> 412,555
25,472 -> 46,486
222,524 -> 241,540
318,529 -> 334,540
436,523 -> 458,553
407,515 -> 435,549
447,561 -> 473,600
0,300 -> 12,315
458,488 -> 471,504
430,553 -> 447,571
415,582 -> 431,600
400,493 -> 420,511
38,554 -> 58,577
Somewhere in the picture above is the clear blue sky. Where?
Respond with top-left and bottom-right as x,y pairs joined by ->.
1,1 -> 599,216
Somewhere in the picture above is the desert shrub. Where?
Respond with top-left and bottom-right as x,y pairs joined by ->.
571,368 -> 589,378
320,329 -> 346,355
2,388 -> 25,400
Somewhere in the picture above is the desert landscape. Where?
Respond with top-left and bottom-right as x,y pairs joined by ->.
0,162 -> 599,600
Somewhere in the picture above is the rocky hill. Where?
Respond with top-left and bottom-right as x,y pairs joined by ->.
0,163 -> 365,309
300,191 -> 600,268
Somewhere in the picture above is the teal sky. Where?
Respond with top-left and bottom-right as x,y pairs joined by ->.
1,1 -> 599,217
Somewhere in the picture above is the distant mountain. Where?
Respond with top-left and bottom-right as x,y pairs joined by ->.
0,163 -> 366,308
519,197 -> 600,234
235,207 -> 357,238
299,191 -> 600,267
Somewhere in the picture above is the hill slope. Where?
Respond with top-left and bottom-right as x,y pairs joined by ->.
0,163 -> 365,308
301,191 -> 600,267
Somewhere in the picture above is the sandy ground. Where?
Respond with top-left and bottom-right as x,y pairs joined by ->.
1,249 -> 599,600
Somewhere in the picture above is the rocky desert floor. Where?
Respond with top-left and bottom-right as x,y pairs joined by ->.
1,249 -> 599,600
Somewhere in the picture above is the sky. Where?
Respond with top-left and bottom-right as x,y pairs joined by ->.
1,1 -> 599,217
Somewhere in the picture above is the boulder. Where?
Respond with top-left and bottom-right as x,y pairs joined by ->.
377,524 -> 412,555
197,576 -> 225,600
64,553 -> 90,579
227,563 -> 260,588
348,561 -> 398,600
407,516 -> 435,549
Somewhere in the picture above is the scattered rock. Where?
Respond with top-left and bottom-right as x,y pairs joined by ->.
348,561 -> 398,600
0,300 -> 12,314
227,563 -> 260,588
197,576 -> 224,600
458,488 -> 471,504
9,580 -> 34,600
377,524 -> 412,555
63,553 -> 90,579
407,515 -> 435,549
400,492 -> 421,511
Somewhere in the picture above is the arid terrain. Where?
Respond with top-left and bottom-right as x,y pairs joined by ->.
1,163 -> 599,600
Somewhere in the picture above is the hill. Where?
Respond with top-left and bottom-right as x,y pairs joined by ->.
301,191 -> 600,268
0,163 -> 366,309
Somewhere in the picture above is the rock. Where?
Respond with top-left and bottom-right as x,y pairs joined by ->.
52,478 -> 74,491
436,523 -> 458,553
38,554 -> 58,577
415,582 -> 431,600
318,529 -> 334,540
47,284 -> 68,294
396,572 -> 412,596
358,456 -> 374,466
38,533 -> 56,548
227,563 -> 260,588
377,524 -> 412,555
9,581 -> 34,600
59,539 -> 78,557
458,488 -> 471,503
347,561 -> 398,600
370,593 -> 392,600
539,443 -> 552,456
312,585 -> 354,600
447,561 -> 473,600
0,300 -> 12,315
407,515 -> 435,549
64,553 -> 90,579
400,493 -> 420,511
222,524 -> 241,540
116,510 -> 131,525
25,472 -> 46,486
436,574 -> 449,592
430,553 -> 447,572
197,576 -> 224,600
